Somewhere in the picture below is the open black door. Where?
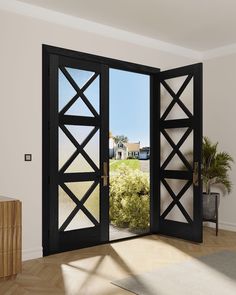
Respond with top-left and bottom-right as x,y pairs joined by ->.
43,46 -> 109,255
155,63 -> 203,242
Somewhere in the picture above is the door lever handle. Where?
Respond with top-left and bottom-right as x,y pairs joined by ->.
101,162 -> 108,186
193,161 -> 199,186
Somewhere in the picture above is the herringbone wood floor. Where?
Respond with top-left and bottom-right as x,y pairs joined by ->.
1,227 -> 236,295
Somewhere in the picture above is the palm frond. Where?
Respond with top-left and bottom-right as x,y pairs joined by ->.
202,137 -> 233,194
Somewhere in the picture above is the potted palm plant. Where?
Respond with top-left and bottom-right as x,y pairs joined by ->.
202,137 -> 233,219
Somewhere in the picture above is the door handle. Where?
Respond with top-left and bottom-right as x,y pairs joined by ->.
193,161 -> 199,186
101,162 -> 109,186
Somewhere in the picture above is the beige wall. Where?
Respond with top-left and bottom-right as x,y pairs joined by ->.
204,54 -> 236,231
0,9 -> 197,260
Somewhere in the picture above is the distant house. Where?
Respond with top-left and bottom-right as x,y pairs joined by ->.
114,141 -> 128,160
109,133 -> 142,160
126,142 -> 140,159
109,133 -> 150,160
110,140 -> 140,160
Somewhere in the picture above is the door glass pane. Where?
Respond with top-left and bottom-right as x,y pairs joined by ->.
59,125 -> 99,173
58,69 -> 77,111
164,127 -> 189,145
165,75 -> 188,94
58,182 -> 100,231
160,179 -> 193,223
109,68 -> 150,241
58,127 -> 76,170
165,103 -> 188,120
84,76 -> 100,113
58,185 -> 76,230
65,153 -> 95,173
161,75 -> 193,120
161,83 -> 188,120
160,181 -> 174,215
84,184 -> 100,222
160,83 -> 173,118
180,77 -> 193,115
180,185 -> 193,220
66,182 -> 100,222
165,154 -> 186,171
84,129 -> 99,168
66,125 -> 94,145
165,206 -> 187,223
65,98 -> 94,117
179,130 -> 193,169
161,128 -> 193,171
65,67 -> 95,88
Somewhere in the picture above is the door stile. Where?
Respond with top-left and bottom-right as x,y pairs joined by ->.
100,64 -> 109,242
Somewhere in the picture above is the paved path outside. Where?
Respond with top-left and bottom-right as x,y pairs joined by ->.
109,225 -> 138,241
140,160 -> 150,173
109,224 -> 149,241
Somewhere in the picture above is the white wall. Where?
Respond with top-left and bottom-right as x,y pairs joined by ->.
0,9 -> 197,260
204,54 -> 236,232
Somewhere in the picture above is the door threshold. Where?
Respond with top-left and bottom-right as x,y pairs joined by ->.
43,232 -> 153,256
109,231 -> 152,244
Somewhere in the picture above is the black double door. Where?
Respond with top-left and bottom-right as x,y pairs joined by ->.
154,64 -> 203,242
43,45 -> 203,256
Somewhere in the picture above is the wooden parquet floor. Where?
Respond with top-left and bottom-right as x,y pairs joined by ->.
1,227 -> 236,295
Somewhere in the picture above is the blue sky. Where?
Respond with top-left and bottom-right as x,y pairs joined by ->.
110,68 -> 150,147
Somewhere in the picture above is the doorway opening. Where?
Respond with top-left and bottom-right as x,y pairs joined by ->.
109,68 -> 150,241
43,45 -> 203,256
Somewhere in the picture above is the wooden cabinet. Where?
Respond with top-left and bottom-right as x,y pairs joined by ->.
0,197 -> 22,279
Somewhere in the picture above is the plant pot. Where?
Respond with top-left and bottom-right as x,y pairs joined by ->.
202,192 -> 220,220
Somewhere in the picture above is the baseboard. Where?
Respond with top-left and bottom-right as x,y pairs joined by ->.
204,221 -> 236,232
22,247 -> 43,261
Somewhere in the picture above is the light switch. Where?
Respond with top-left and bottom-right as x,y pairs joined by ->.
24,154 -> 32,161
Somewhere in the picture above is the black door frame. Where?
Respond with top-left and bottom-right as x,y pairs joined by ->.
43,44 -> 160,256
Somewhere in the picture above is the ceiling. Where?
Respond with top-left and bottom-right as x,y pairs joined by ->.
17,0 -> 236,51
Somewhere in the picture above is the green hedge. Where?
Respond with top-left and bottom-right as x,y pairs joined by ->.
109,164 -> 150,230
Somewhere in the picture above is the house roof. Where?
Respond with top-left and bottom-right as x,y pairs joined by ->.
126,142 -> 140,152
